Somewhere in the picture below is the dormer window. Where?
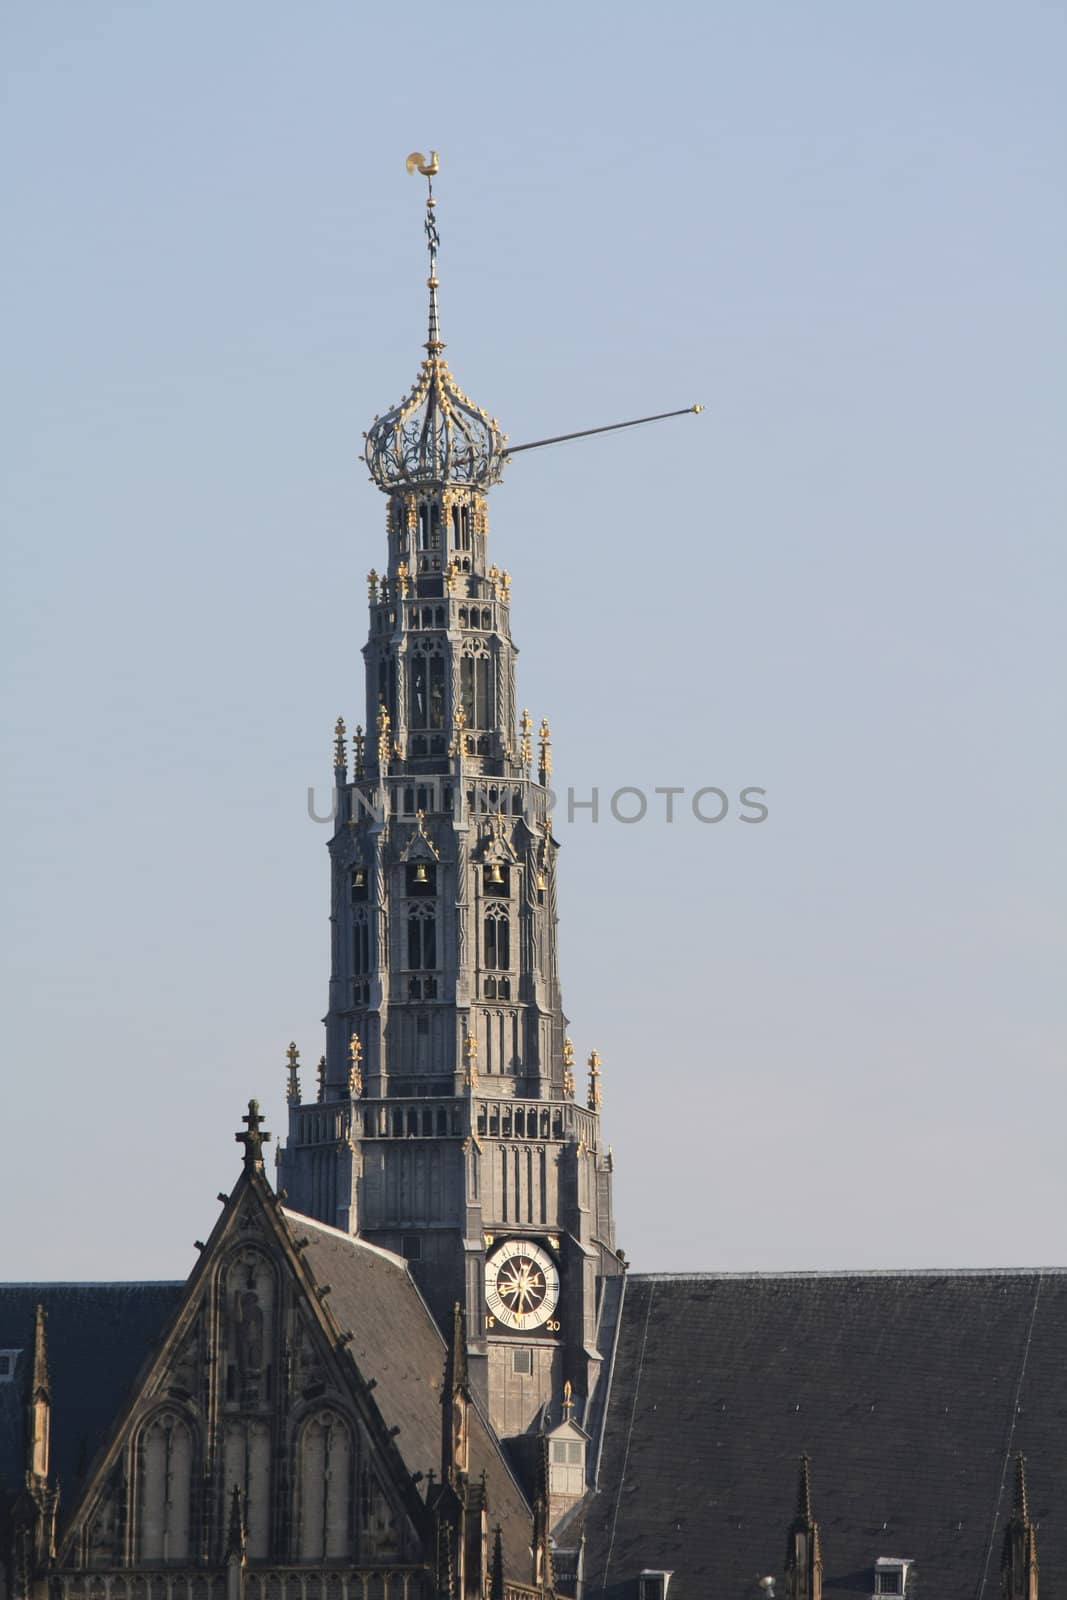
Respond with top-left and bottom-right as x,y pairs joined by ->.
873,1559 -> 911,1596
639,1572 -> 673,1600
0,1350 -> 18,1382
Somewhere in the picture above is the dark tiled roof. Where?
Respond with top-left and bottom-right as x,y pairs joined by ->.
0,1284 -> 183,1500
583,1271 -> 1067,1600
283,1213 -> 534,1578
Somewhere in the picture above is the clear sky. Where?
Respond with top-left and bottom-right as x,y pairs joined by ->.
2,2 -> 1064,1280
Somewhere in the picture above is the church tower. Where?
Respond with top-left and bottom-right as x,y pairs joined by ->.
279,153 -> 621,1445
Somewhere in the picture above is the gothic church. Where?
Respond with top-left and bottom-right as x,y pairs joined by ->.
3,158 -> 1065,1600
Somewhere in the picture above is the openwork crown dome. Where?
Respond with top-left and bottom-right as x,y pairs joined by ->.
364,153 -> 507,493
364,350 -> 506,492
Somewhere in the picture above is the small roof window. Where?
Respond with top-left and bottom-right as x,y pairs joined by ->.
873,1558 -> 912,1596
639,1572 -> 673,1600
0,1350 -> 20,1382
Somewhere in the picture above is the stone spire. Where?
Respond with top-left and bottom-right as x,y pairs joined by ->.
784,1454 -> 823,1600
442,1302 -> 471,1491
27,1305 -> 51,1483
490,1525 -> 505,1600
531,1432 -> 554,1591
1001,1454 -> 1039,1600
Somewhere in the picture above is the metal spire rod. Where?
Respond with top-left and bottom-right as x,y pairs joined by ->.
406,150 -> 441,348
504,404 -> 704,457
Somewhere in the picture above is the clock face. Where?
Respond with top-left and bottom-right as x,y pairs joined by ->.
485,1239 -> 560,1331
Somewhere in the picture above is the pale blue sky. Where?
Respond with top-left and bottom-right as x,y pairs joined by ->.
2,2 -> 1064,1278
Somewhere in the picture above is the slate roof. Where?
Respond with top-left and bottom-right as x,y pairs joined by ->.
582,1270 -> 1067,1600
0,1284 -> 183,1500
283,1212 -> 534,1577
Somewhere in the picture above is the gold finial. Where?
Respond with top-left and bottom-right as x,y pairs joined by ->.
352,725 -> 365,778
563,1037 -> 575,1066
348,1034 -> 363,1098
464,1033 -> 478,1090
285,1041 -> 301,1105
501,569 -> 511,599
396,560 -> 411,599
488,562 -> 500,597
376,703 -> 392,770
316,1054 -> 327,1103
519,709 -> 533,769
448,702 -> 467,758
334,715 -> 347,771
587,1049 -> 602,1112
444,559 -> 458,594
562,1380 -> 574,1421
538,719 -> 552,785
368,568 -> 379,603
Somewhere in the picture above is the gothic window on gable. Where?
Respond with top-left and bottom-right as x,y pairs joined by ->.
136,1410 -> 195,1563
222,1418 -> 271,1559
407,907 -> 437,970
296,1409 -> 353,1561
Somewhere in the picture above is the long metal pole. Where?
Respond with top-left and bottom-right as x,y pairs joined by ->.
504,404 -> 704,457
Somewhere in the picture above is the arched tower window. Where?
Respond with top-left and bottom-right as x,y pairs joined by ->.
452,502 -> 472,551
377,652 -> 396,725
352,909 -> 370,975
461,646 -> 492,729
408,641 -> 446,730
483,907 -> 510,970
407,906 -> 437,969
417,501 -> 441,551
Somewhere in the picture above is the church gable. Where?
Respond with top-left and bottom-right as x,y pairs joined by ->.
58,1143 -> 426,1574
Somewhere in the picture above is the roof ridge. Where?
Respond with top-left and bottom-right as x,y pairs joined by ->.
279,1210 -> 408,1266
627,1267 -> 1067,1281
0,1281 -> 185,1290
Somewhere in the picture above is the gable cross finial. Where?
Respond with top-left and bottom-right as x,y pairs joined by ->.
562,1379 -> 574,1421
236,1100 -> 271,1171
